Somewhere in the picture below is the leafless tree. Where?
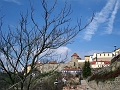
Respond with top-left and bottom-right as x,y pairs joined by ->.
0,0 -> 94,90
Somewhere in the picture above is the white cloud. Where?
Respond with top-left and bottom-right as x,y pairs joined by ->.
37,46 -> 71,61
44,47 -> 71,62
83,0 -> 120,41
3,0 -> 22,5
55,46 -> 71,54
105,0 -> 120,34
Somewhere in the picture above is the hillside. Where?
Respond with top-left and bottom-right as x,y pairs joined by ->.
87,54 -> 120,90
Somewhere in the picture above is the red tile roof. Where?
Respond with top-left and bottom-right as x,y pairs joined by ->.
34,62 -> 43,65
27,62 -> 43,66
71,53 -> 78,57
90,61 -> 110,65
71,53 -> 81,59
104,61 -> 110,64
48,61 -> 57,64
77,56 -> 81,60
90,61 -> 96,64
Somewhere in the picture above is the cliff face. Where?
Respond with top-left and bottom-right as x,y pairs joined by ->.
87,56 -> 120,90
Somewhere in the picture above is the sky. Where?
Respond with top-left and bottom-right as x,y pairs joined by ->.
0,0 -> 120,60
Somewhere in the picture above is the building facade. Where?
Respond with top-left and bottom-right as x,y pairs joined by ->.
27,53 -> 84,74
90,61 -> 110,68
67,53 -> 82,68
27,48 -> 120,72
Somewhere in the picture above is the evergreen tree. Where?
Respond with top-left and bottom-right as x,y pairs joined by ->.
82,61 -> 91,78
86,61 -> 91,76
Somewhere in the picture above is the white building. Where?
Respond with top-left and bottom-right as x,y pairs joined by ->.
92,52 -> 113,61
61,68 -> 80,75
90,48 -> 120,68
90,61 -> 110,68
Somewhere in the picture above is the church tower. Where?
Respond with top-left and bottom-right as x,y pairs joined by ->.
68,53 -> 81,68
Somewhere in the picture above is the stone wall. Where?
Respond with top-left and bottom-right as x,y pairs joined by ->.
36,63 -> 66,73
87,76 -> 120,90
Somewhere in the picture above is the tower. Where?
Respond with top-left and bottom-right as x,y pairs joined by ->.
68,53 -> 81,68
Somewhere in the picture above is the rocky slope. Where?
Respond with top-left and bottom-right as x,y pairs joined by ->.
86,55 -> 120,90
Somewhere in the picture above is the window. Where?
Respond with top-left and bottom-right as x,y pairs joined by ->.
108,53 -> 109,56
74,62 -> 75,66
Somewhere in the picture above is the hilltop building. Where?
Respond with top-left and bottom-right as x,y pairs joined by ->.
90,48 -> 120,69
62,53 -> 84,75
26,53 -> 84,74
67,53 -> 83,68
27,48 -> 120,73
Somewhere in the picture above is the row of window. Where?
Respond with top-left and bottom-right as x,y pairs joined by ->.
97,53 -> 111,56
92,64 -> 110,68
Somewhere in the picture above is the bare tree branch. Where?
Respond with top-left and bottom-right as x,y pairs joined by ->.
0,0 -> 94,90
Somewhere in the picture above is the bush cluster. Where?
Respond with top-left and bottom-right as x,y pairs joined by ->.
89,68 -> 120,82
